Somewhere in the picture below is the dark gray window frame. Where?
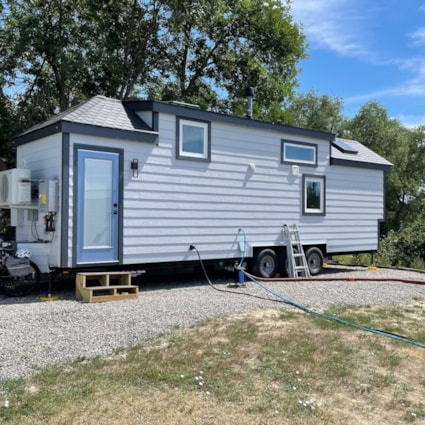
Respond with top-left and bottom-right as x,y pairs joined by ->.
282,139 -> 318,167
176,116 -> 211,162
302,174 -> 326,216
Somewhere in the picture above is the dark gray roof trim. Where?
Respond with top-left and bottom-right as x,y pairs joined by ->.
330,157 -> 393,171
127,100 -> 336,142
13,123 -> 62,146
62,122 -> 158,143
13,121 -> 158,146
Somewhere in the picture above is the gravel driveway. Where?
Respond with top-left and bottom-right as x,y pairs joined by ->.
1,265 -> 425,382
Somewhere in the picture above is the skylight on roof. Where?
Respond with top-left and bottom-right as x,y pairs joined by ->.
333,139 -> 358,154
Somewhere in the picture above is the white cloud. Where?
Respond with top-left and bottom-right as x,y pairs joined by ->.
409,27 -> 425,46
345,84 -> 425,105
394,56 -> 425,88
290,0 -> 371,58
395,113 -> 425,128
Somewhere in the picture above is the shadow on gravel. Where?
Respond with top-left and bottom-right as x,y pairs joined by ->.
0,270 -> 232,305
134,270 -> 231,291
0,265 -> 366,305
320,264 -> 362,275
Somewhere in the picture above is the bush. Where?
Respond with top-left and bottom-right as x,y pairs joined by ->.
376,223 -> 425,269
333,253 -> 374,266
0,210 -> 13,240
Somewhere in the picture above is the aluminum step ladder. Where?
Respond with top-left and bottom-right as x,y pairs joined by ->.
283,224 -> 310,278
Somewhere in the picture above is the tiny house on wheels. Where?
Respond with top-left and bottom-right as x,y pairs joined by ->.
5,95 -> 392,279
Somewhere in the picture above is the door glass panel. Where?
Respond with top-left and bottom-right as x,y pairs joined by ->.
83,158 -> 112,248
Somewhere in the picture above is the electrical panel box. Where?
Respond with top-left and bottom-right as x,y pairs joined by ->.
39,179 -> 58,213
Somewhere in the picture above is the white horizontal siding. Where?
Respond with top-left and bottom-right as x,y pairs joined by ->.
60,113 -> 387,267
118,115 -> 385,264
13,108 -> 387,273
15,134 -> 63,271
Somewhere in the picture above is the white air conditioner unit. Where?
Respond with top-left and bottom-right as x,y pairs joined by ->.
0,168 -> 32,207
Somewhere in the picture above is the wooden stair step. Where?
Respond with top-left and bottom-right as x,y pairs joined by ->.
75,272 -> 138,303
80,284 -> 135,291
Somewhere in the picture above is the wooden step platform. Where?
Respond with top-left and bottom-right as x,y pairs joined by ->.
75,272 -> 139,303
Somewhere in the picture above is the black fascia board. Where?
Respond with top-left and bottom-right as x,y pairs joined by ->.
13,120 -> 158,147
331,157 -> 393,172
130,100 -> 336,142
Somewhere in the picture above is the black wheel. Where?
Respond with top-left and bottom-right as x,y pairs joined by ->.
252,248 -> 279,278
2,261 -> 40,297
305,247 -> 324,276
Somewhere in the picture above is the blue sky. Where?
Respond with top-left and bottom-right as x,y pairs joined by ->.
290,0 -> 425,127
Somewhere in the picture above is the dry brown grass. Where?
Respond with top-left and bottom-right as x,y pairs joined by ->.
1,299 -> 424,425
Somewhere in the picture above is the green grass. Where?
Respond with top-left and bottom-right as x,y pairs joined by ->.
0,300 -> 424,425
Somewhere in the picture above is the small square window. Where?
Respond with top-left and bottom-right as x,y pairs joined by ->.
303,175 -> 326,215
282,140 -> 317,166
177,118 -> 210,161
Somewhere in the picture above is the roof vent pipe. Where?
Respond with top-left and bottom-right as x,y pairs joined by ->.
245,87 -> 254,119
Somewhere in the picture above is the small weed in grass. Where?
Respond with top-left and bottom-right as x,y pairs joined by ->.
379,351 -> 406,369
224,321 -> 258,343
405,403 -> 425,422
278,309 -> 299,320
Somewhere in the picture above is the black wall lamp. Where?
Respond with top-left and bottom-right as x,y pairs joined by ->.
131,158 -> 139,178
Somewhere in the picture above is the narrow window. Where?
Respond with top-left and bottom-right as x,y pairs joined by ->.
177,118 -> 210,161
303,175 -> 326,215
282,140 -> 317,166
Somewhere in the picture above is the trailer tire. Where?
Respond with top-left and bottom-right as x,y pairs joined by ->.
305,247 -> 324,276
252,249 -> 279,278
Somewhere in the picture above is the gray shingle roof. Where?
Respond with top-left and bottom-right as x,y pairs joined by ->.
18,95 -> 155,136
331,137 -> 393,171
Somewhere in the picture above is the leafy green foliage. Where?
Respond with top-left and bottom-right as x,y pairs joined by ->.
376,219 -> 425,268
0,93 -> 15,167
286,89 -> 347,133
1,0 -> 306,122
344,101 -> 425,234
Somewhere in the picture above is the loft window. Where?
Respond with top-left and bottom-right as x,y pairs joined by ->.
282,140 -> 317,166
303,175 -> 326,216
177,118 -> 210,161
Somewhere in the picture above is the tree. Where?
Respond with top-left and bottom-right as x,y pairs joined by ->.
1,0 -> 306,123
0,80 -> 16,168
155,0 -> 306,117
285,89 -> 347,133
1,0 -> 162,121
345,101 -> 423,233
80,0 -> 162,100
0,92 -> 15,237
2,0 -> 86,113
